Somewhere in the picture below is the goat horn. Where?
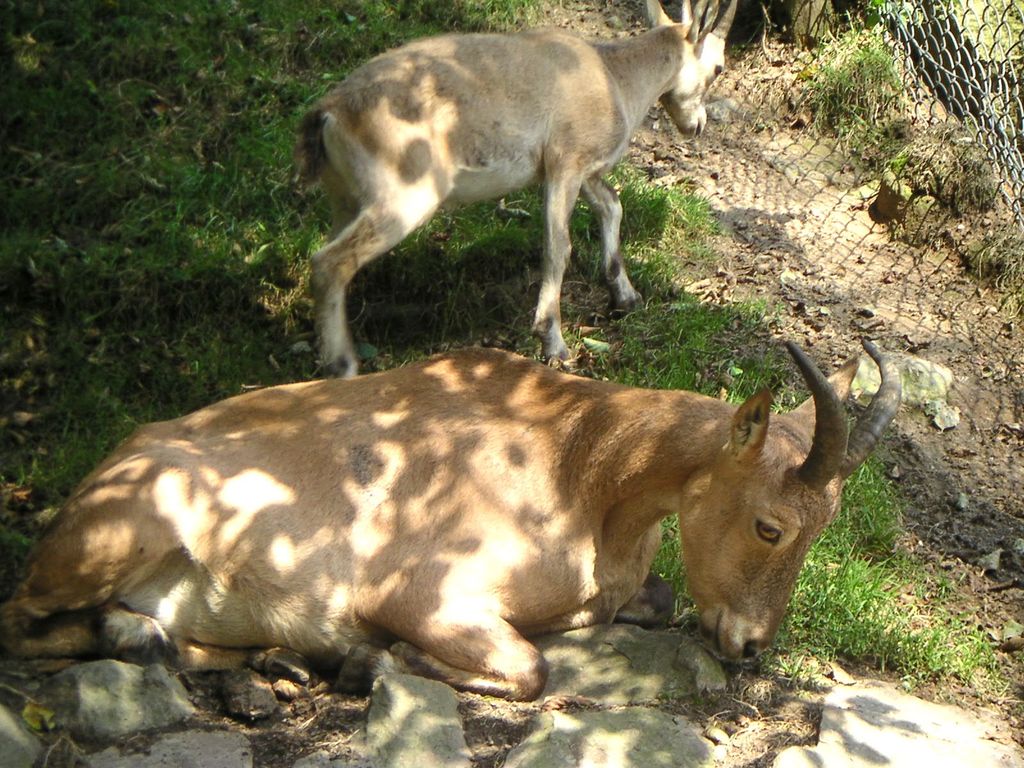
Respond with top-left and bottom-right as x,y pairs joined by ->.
693,1 -> 714,42
841,340 -> 902,477
714,0 -> 739,36
786,342 -> 848,489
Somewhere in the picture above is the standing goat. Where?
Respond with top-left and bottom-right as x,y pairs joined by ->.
295,0 -> 737,377
1,341 -> 900,700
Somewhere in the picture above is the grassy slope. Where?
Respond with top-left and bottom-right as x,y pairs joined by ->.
0,0 -> 999,688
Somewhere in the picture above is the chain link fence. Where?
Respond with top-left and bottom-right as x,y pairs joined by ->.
881,0 -> 1024,229
569,0 -> 1024,570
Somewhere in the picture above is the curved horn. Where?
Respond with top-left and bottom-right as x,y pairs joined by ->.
687,0 -> 708,42
841,340 -> 902,477
713,0 -> 739,38
786,342 -> 849,489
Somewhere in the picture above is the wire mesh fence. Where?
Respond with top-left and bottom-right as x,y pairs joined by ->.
552,0 -> 1024,564
881,0 -> 1024,229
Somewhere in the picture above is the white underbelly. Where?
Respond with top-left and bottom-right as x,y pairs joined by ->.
446,162 -> 541,206
119,555 -> 367,663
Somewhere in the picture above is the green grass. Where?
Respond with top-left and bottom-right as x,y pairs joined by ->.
778,460 -> 998,686
1,0 -> 541,504
801,26 -> 908,168
0,0 -> 1001,693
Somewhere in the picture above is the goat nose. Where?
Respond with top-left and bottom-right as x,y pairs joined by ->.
742,640 -> 761,660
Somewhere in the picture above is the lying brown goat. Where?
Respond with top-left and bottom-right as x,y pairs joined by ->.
1,341 -> 899,700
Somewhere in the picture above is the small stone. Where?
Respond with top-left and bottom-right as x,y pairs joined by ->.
38,661 -> 194,741
705,97 -> 745,124
221,670 -> 279,722
366,674 -> 471,768
1012,538 -> 1024,557
827,661 -> 856,685
924,399 -> 960,430
999,620 -> 1024,642
272,679 -> 308,702
977,549 -> 1003,573
705,725 -> 730,745
684,644 -> 729,693
954,492 -> 970,512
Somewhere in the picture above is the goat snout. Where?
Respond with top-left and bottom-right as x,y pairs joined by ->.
698,609 -> 770,662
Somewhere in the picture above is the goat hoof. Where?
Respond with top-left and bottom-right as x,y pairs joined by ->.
323,356 -> 358,379
541,341 -> 571,363
610,291 -> 642,316
250,647 -> 312,685
335,643 -> 391,694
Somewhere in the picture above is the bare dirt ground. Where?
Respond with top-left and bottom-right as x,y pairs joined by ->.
6,4 -> 1022,767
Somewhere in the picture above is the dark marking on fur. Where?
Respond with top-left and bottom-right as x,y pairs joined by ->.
349,444 -> 386,486
398,138 -> 433,183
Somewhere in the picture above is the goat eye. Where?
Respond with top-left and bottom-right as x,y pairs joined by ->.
756,521 -> 783,544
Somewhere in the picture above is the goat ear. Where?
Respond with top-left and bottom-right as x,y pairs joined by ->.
729,389 -> 772,460
644,0 -> 676,27
794,355 -> 858,418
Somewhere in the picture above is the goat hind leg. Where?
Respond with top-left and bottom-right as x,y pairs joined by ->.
312,204 -> 426,378
582,176 -> 641,314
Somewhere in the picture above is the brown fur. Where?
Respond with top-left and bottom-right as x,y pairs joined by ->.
0,344 -> 898,700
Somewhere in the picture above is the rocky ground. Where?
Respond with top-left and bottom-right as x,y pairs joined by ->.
2,2 -> 1023,766
2,626 -> 1021,767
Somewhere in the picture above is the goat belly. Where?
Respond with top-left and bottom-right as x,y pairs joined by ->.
447,160 -> 542,206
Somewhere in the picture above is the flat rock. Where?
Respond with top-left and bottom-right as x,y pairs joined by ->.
291,750 -> 374,768
365,673 -> 471,768
536,624 -> 725,704
774,681 -> 1024,768
38,660 -> 194,742
0,701 -> 42,768
504,708 -> 713,768
87,730 -> 252,768
852,352 -> 953,408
